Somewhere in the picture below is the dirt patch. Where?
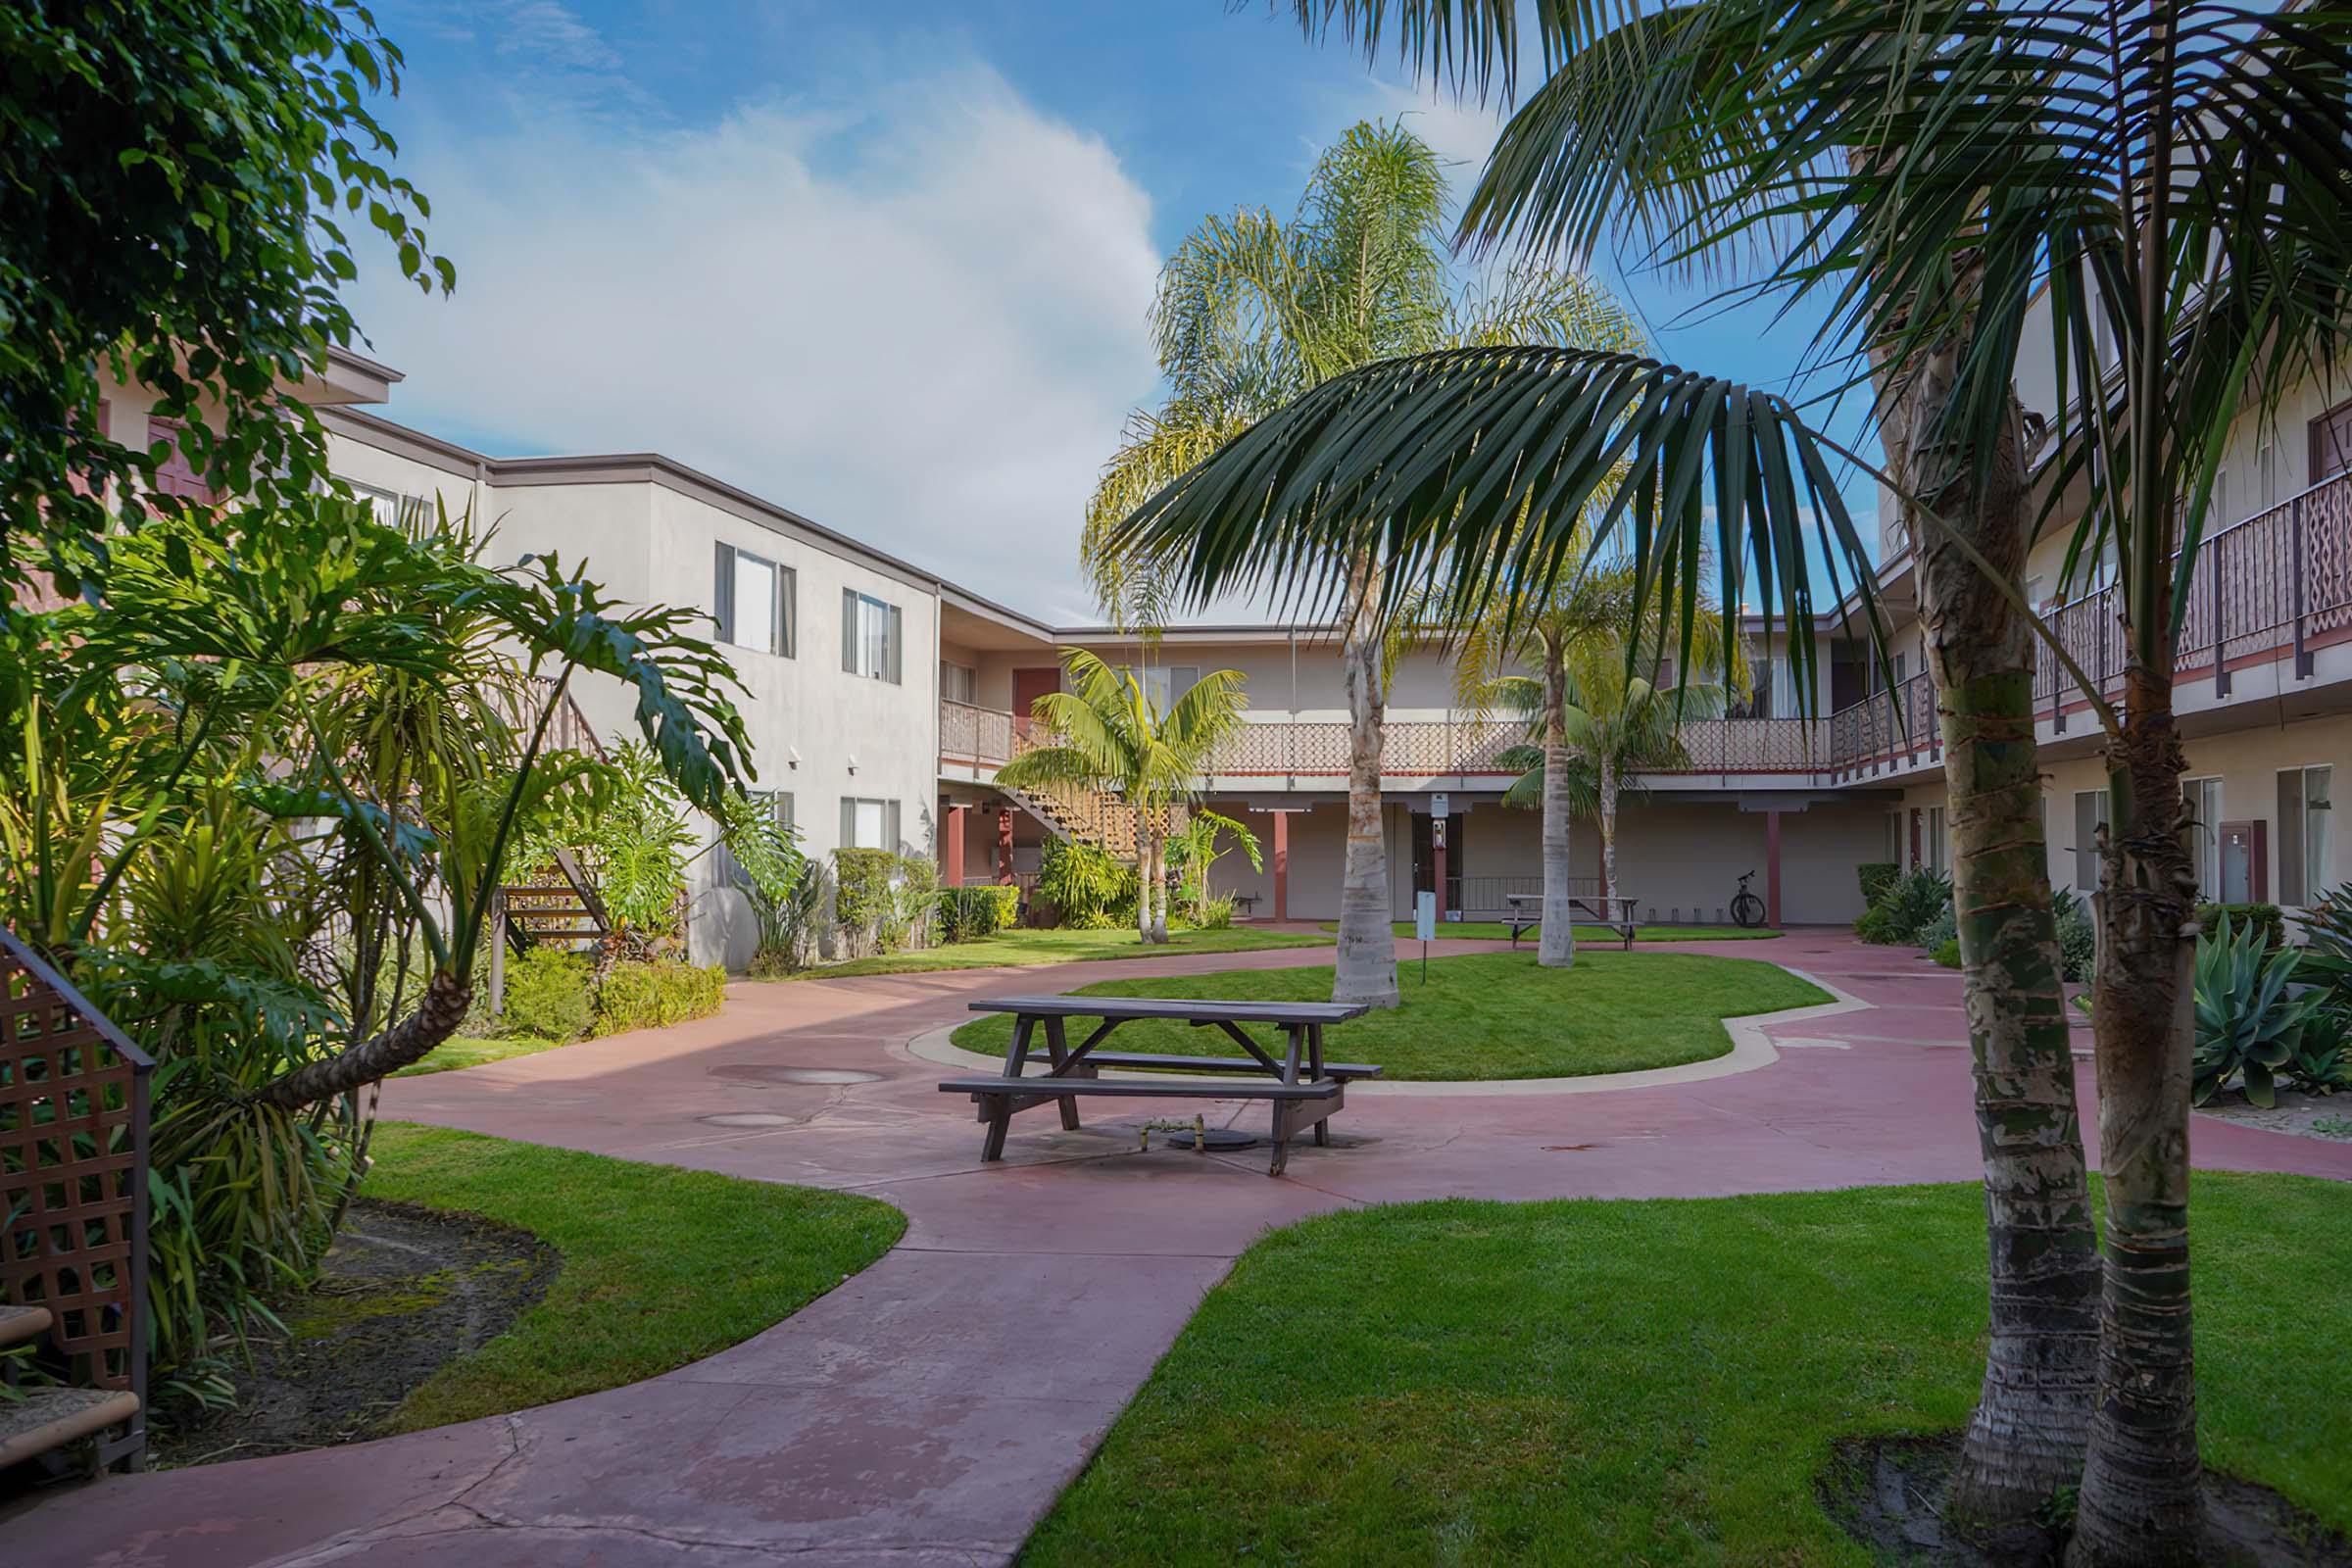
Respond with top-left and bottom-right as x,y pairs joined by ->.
155,1200 -> 556,1467
1821,1433 -> 2352,1566
2197,1088 -> 2352,1144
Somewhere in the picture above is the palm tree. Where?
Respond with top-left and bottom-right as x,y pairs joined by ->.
1455,554 -> 1741,963
994,649 -> 1247,946
1085,118 -> 1643,1007
1480,612 -> 1737,922
1133,5 -> 2352,1554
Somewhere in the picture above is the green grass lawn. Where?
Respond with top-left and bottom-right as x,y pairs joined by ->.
1022,1174 -> 2352,1566
360,1123 -> 903,1432
785,923 -> 1328,979
948,950 -> 1825,1080
393,1034 -> 573,1077
1329,920 -> 1784,942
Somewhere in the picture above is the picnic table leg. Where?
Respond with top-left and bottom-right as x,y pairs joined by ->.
980,1016 -> 1035,1161
1308,1024 -> 1330,1147
1042,1016 -> 1083,1132
1268,1100 -> 1292,1177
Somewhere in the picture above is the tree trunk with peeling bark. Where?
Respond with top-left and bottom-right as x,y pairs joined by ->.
2068,669 -> 2203,1566
1334,554 -> 1399,1009
1882,346 -> 2101,1533
252,966 -> 473,1109
1596,753 -> 1619,911
1537,656 -> 1577,968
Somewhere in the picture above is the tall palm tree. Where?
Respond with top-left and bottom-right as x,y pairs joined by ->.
994,649 -> 1247,946
1456,555 -> 1741,964
1085,118 -> 1643,1007
1479,608 -> 1737,922
1130,5 -> 2352,1555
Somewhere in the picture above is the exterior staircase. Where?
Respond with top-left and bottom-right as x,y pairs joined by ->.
500,847 -> 611,952
1,932 -> 151,1476
997,730 -> 1182,867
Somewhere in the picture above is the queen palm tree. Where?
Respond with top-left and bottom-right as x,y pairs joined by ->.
1126,5 -> 2352,1555
994,649 -> 1247,946
1085,118 -> 1644,1006
1456,554 -> 1742,962
1477,603 -> 1738,923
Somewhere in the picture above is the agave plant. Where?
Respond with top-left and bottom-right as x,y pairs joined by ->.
2288,1009 -> 2352,1099
2191,912 -> 2326,1108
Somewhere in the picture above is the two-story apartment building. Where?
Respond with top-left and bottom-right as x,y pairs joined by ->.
80,340 -> 2352,965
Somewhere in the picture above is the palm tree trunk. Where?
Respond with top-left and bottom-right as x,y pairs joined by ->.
2069,669 -> 2203,1567
1597,754 -> 1619,911
1150,827 -> 1170,943
1334,551 -> 1399,1008
252,967 -> 472,1108
1137,827 -> 1154,945
1536,656 -> 1577,969
1877,340 -> 2100,1533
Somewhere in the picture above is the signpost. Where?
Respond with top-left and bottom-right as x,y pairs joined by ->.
1430,794 -> 1449,926
1415,890 -> 1435,983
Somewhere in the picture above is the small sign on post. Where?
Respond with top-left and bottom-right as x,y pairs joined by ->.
1415,890 -> 1436,983
1432,792 -> 1449,818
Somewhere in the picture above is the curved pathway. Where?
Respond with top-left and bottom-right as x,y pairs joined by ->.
24,930 -> 2352,1567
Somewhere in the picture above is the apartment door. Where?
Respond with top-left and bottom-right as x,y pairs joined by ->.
1410,811 -> 1465,917
2219,820 -> 2267,904
1010,666 -> 1058,734
2312,397 -> 2352,483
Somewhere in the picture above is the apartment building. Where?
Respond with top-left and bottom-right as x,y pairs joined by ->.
79,340 -> 2352,964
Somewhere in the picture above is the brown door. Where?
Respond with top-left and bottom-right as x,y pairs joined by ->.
1011,666 -> 1059,733
2311,398 -> 2352,483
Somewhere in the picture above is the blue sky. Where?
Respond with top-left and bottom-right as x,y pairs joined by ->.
352,1 -> 1882,618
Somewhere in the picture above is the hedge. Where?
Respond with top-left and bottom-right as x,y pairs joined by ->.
939,884 -> 1019,943
593,959 -> 726,1036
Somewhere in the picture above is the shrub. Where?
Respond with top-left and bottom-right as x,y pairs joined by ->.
1933,939 -> 1962,969
1198,893 -> 1237,930
1857,861 -> 1900,906
499,945 -> 596,1041
593,959 -> 726,1037
1037,838 -> 1137,929
2288,1009 -> 2352,1097
938,884 -> 1019,943
2196,902 -> 2286,954
1855,867 -> 1951,946
1919,899 -> 1957,953
2051,887 -> 2098,984
2299,883 -> 2352,1005
833,849 -> 935,956
2190,911 -> 2326,1105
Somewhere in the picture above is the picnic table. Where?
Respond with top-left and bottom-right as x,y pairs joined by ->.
938,996 -> 1381,1176
1504,891 -> 1641,950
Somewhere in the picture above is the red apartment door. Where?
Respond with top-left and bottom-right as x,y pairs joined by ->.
1011,666 -> 1058,735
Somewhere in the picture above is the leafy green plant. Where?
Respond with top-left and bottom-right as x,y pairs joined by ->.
2196,903 -> 2286,955
522,741 -> 693,956
832,850 -> 935,956
2191,912 -> 2326,1107
882,858 -> 939,953
1036,838 -> 1138,930
592,960 -> 725,1037
1855,868 -> 1952,947
2050,887 -> 2098,985
1919,900 -> 1957,954
1164,809 -> 1263,924
938,885 -> 1020,944
1934,939 -> 1962,970
1857,862 -> 1899,906
1198,893 -> 1239,931
2286,1009 -> 2352,1098
2293,883 -> 2352,1006
498,946 -> 595,1042
711,791 -> 813,972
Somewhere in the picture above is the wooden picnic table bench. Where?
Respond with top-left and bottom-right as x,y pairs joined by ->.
940,995 -> 1378,1176
1504,892 -> 1641,951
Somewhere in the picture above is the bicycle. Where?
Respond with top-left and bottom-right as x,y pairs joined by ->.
1731,869 -> 1768,929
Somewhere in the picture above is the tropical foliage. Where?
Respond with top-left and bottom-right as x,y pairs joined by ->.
1084,119 -> 1650,1004
0,496 -> 749,1413
1036,838 -> 1141,930
0,1 -> 452,594
996,649 -> 1246,945
1164,809 -> 1263,925
2191,912 -> 2328,1107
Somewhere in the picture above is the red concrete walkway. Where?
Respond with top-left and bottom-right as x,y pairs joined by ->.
20,930 -> 2350,1566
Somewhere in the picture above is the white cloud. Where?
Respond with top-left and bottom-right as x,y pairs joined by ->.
347,63 -> 1163,619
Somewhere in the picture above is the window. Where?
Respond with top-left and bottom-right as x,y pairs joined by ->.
349,480 -> 422,527
713,543 -> 794,657
2186,777 -> 2223,901
840,797 -> 901,852
2278,765 -> 2334,906
2258,438 -> 2278,513
842,589 -> 903,682
2073,789 -> 2109,892
941,661 -> 977,705
1885,810 -> 1903,865
1123,664 -> 1198,712
1927,806 -> 1948,877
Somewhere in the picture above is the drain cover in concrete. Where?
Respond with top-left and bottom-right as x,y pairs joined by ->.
704,1064 -> 882,1085
696,1112 -> 800,1128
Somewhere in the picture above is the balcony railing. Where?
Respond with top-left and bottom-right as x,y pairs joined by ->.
944,470 -> 2352,792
